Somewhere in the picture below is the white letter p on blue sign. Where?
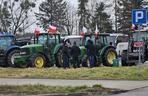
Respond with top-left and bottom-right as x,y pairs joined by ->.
136,11 -> 143,22
132,9 -> 147,24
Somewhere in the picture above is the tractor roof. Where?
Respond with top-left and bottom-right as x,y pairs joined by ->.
0,34 -> 15,37
38,32 -> 60,35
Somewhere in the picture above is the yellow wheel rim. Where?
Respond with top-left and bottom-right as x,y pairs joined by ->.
34,56 -> 44,68
107,52 -> 116,65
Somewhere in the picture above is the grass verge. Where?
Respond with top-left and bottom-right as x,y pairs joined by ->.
0,84 -> 121,95
0,66 -> 148,80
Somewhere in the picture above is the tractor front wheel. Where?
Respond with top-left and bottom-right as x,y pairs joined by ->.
30,54 -> 46,68
55,48 -> 64,67
102,48 -> 117,66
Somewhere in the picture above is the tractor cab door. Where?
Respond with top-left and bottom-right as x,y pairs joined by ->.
95,35 -> 108,50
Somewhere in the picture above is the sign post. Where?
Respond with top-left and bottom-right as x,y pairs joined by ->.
132,9 -> 147,74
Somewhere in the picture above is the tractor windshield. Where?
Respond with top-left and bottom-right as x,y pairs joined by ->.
38,34 -> 60,45
132,32 -> 148,41
0,36 -> 14,50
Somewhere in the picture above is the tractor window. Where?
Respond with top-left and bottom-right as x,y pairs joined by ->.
132,32 -> 148,41
95,36 -> 105,47
38,35 -> 47,44
0,36 -> 14,50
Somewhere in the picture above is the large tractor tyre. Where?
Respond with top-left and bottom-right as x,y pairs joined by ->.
15,62 -> 28,68
30,54 -> 46,68
102,48 -> 117,66
55,48 -> 64,67
7,49 -> 20,67
121,51 -> 128,66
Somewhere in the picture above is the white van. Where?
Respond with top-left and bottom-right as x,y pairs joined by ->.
63,35 -> 83,46
107,33 -> 129,56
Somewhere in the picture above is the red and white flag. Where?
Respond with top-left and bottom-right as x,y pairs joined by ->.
82,26 -> 87,33
95,24 -> 99,34
34,28 -> 40,36
48,25 -> 57,33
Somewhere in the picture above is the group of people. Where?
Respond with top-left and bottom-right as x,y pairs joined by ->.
61,38 -> 96,69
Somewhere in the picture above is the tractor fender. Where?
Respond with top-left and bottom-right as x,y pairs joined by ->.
53,44 -> 63,55
100,46 -> 116,57
6,45 -> 20,55
79,46 -> 87,59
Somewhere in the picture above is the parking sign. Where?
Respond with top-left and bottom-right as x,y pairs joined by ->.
132,9 -> 147,24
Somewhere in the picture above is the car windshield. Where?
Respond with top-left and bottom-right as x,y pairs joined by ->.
0,37 -> 13,50
132,32 -> 148,41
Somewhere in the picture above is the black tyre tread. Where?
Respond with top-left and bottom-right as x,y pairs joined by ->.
55,48 -> 63,67
121,51 -> 128,66
102,48 -> 117,66
7,49 -> 20,67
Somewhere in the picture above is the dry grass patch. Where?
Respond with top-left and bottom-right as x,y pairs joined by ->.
0,67 -> 148,80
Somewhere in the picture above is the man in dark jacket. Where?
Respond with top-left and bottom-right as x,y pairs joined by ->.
70,41 -> 81,68
62,39 -> 71,69
85,39 -> 96,68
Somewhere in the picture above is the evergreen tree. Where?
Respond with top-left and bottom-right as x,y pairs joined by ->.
116,0 -> 143,33
36,0 -> 67,32
77,0 -> 90,32
94,2 -> 113,33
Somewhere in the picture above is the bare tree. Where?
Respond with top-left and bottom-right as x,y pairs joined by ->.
65,4 -> 78,35
6,0 -> 36,34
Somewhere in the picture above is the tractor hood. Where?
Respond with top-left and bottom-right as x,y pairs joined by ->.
21,44 -> 43,48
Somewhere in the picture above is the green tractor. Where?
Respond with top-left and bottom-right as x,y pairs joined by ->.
121,31 -> 148,66
80,32 -> 118,67
14,32 -> 62,68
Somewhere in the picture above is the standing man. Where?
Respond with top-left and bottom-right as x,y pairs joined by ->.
85,39 -> 96,68
71,41 -> 81,68
62,38 -> 71,69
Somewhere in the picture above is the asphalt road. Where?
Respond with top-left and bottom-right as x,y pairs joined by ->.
0,78 -> 148,90
110,87 -> 148,96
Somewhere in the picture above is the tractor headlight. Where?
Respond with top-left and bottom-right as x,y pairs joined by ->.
20,48 -> 30,55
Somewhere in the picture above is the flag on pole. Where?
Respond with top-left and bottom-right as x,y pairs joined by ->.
82,26 -> 87,33
95,24 -> 99,33
34,28 -> 40,37
48,25 -> 57,33
80,26 -> 87,36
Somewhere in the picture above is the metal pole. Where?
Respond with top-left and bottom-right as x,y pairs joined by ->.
138,25 -> 141,65
115,0 -> 118,33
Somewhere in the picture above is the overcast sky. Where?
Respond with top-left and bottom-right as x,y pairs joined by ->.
27,0 -> 115,33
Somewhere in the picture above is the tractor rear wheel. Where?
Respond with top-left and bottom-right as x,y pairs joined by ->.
81,55 -> 98,67
102,48 -> 117,66
7,49 -> 20,67
30,54 -> 46,68
55,48 -> 64,67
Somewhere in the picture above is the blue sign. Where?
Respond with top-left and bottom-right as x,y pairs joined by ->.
132,9 -> 147,24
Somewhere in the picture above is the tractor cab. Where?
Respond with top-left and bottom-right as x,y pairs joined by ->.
0,34 -> 15,51
35,33 -> 61,49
